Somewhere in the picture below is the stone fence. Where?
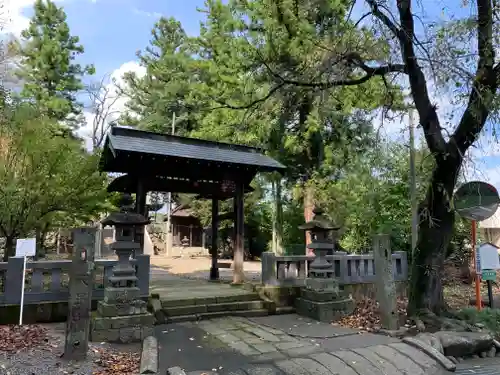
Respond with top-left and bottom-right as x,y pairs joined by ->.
0,255 -> 150,306
261,251 -> 408,286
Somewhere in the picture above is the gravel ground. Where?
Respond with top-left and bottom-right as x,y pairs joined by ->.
0,323 -> 141,375
149,256 -> 262,282
0,345 -> 101,375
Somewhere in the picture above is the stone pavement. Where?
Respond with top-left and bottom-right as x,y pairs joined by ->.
157,314 -> 452,375
456,357 -> 500,375
149,265 -> 256,301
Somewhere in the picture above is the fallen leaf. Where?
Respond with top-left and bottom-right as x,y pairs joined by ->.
0,324 -> 48,353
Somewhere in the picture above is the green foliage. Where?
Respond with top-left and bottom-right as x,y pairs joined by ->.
457,308 -> 500,337
116,0 -> 477,286
15,0 -> 94,124
0,101 -> 108,260
120,17 -> 200,135
321,143 -> 432,252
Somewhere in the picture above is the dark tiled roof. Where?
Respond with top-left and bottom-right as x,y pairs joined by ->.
106,127 -> 285,171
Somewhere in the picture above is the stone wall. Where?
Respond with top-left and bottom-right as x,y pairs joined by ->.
256,281 -> 408,308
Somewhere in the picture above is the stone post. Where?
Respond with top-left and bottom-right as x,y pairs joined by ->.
373,234 -> 399,330
64,227 -> 97,361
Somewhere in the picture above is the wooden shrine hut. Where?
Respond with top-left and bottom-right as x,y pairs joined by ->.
99,126 -> 285,280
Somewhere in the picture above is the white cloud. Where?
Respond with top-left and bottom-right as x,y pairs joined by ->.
5,0 -> 34,36
77,60 -> 146,151
132,8 -> 162,19
4,0 -> 67,37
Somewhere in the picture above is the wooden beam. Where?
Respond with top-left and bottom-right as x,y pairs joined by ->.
232,182 -> 245,284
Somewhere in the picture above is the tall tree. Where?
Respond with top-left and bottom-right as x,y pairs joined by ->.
0,101 -> 107,261
199,0 -> 500,315
120,17 -> 199,135
15,0 -> 94,125
195,0 -> 398,247
122,4 -> 391,280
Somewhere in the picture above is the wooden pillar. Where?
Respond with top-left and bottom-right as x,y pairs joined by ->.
233,183 -> 245,284
135,180 -> 146,256
135,180 -> 147,216
210,198 -> 219,280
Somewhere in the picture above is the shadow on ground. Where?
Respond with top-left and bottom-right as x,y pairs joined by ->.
156,323 -> 251,373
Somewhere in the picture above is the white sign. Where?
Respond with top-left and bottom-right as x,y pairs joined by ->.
15,238 -> 36,325
478,242 -> 500,270
15,238 -> 36,257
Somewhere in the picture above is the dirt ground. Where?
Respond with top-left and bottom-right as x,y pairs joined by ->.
0,323 -> 141,375
443,264 -> 500,310
150,255 -> 262,275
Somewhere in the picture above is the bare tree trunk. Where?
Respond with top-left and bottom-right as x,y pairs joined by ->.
271,179 -> 277,253
304,185 -> 314,249
3,236 -> 14,262
275,176 -> 283,254
271,175 -> 284,254
408,157 -> 460,315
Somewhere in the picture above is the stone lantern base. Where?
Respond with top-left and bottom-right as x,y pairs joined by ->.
90,286 -> 154,343
295,278 -> 354,323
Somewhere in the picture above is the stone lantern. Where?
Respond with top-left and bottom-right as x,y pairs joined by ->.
295,207 -> 354,322
299,207 -> 340,278
90,193 -> 154,343
101,193 -> 149,289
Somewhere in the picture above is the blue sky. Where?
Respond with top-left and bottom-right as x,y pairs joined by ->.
9,0 -> 500,189
13,0 -> 207,76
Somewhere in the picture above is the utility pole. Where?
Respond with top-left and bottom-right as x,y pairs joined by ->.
165,113 -> 176,255
409,109 -> 418,256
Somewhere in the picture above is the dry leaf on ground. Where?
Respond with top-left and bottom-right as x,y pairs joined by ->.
337,297 -> 408,331
0,325 -> 48,352
93,348 -> 140,375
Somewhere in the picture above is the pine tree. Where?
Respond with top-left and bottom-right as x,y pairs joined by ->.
16,0 -> 94,124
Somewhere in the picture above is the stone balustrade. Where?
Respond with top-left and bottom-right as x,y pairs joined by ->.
0,255 -> 150,306
261,251 -> 408,286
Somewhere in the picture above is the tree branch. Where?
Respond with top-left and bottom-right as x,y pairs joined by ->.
367,0 -> 446,156
451,0 -> 497,156
211,51 -> 406,110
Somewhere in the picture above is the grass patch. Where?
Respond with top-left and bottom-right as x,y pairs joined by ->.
457,307 -> 500,337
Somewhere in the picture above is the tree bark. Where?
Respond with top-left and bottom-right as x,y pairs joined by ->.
408,156 -> 461,315
304,185 -> 314,249
275,176 -> 283,254
3,236 -> 14,262
271,179 -> 277,253
271,174 -> 284,255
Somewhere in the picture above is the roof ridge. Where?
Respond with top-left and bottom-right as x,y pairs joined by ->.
111,126 -> 265,153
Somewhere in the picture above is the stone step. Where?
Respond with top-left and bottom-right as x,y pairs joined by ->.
166,308 -> 271,323
161,292 -> 261,308
163,300 -> 269,317
275,306 -> 295,314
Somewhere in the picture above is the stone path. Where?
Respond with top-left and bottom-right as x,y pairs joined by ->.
157,314 -> 452,375
456,357 -> 500,375
149,266 -> 256,302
